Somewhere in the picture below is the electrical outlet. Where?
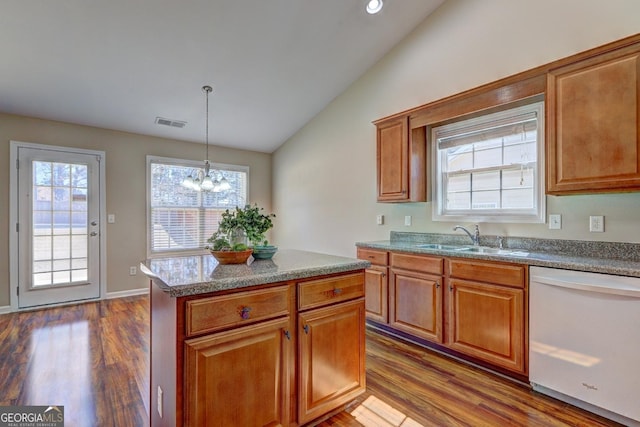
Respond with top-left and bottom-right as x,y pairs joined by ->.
129,266 -> 137,276
548,214 -> 561,230
157,386 -> 163,418
404,215 -> 412,226
589,215 -> 604,232
376,214 -> 384,225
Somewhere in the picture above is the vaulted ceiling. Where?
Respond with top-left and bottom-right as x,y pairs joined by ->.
1,0 -> 444,152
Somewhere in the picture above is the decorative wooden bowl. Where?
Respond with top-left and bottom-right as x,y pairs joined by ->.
210,249 -> 253,264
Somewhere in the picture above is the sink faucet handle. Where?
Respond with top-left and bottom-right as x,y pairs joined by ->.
496,236 -> 504,249
473,224 -> 480,245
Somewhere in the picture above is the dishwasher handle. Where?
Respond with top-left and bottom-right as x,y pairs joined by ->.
531,275 -> 640,298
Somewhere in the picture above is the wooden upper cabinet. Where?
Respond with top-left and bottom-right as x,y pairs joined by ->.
376,116 -> 426,202
547,40 -> 640,194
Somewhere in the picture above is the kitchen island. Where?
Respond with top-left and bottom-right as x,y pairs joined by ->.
141,249 -> 370,427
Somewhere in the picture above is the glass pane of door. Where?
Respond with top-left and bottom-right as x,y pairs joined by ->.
32,161 -> 89,287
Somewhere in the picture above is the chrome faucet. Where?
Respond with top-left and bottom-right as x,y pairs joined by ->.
453,224 -> 480,246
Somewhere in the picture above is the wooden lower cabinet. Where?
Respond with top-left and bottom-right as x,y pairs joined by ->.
358,249 -> 528,376
184,317 -> 292,427
150,270 -> 366,427
364,265 -> 388,322
298,298 -> 366,425
447,279 -> 525,373
357,248 -> 389,322
389,268 -> 443,343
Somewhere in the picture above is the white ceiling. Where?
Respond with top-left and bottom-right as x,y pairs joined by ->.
1,0 -> 443,153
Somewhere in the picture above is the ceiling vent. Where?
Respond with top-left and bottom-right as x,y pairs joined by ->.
155,117 -> 187,128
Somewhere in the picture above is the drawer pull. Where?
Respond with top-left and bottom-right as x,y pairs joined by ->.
303,324 -> 310,334
240,306 -> 252,320
284,330 -> 291,340
368,255 -> 375,259
333,288 -> 343,296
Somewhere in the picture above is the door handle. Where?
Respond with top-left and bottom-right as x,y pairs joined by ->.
91,221 -> 98,226
90,231 -> 98,237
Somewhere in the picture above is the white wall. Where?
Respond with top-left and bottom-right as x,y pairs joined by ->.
273,0 -> 640,257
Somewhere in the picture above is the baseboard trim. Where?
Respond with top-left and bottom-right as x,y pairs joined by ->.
0,289 -> 149,315
105,288 -> 149,299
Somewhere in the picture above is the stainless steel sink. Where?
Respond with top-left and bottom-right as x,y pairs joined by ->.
414,243 -> 528,257
455,246 -> 529,257
414,243 -> 464,250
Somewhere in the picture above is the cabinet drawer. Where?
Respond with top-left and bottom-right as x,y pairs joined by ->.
185,285 -> 291,337
298,273 -> 365,311
448,259 -> 525,288
390,252 -> 443,275
357,248 -> 388,266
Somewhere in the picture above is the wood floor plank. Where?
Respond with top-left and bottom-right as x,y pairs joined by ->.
0,296 -> 625,427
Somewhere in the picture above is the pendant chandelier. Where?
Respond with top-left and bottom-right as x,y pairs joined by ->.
181,85 -> 231,192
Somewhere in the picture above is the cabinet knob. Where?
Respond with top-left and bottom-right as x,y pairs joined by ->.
303,324 -> 310,334
284,330 -> 291,340
333,288 -> 343,296
240,306 -> 252,319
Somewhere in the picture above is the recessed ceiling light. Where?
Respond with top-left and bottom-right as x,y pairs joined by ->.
366,0 -> 383,14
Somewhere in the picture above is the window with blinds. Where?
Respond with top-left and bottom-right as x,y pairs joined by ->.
432,101 -> 545,223
147,156 -> 248,256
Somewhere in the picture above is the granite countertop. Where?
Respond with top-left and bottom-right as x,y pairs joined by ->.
356,232 -> 640,278
140,249 -> 371,297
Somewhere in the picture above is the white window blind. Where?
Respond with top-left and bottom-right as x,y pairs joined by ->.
432,101 -> 545,223
147,157 -> 248,255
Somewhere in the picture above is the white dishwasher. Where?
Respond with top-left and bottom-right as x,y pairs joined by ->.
529,266 -> 640,427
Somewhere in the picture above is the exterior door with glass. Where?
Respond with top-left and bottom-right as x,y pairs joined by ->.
16,145 -> 102,308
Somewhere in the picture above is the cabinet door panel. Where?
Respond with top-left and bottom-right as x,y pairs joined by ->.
298,299 -> 366,424
377,117 -> 409,201
448,279 -> 524,373
184,317 -> 291,427
389,269 -> 443,343
364,266 -> 388,323
547,44 -> 640,193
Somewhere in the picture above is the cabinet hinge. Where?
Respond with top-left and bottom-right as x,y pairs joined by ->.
16,223 -> 19,233
16,158 -> 19,169
16,286 -> 19,296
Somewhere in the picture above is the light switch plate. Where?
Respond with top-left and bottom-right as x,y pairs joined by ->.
548,214 -> 561,230
589,215 -> 604,232
404,216 -> 412,226
376,214 -> 384,225
107,214 -> 115,224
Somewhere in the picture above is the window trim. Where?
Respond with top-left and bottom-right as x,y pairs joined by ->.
431,101 -> 545,223
146,155 -> 250,258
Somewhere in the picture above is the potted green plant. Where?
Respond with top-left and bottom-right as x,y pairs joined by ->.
239,204 -> 277,259
205,204 -> 277,263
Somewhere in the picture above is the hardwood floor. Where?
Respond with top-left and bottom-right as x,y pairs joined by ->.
0,296 -> 149,427
0,296 -> 623,427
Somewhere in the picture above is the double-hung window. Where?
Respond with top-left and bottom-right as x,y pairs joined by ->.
147,156 -> 248,256
432,101 -> 545,223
